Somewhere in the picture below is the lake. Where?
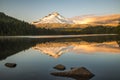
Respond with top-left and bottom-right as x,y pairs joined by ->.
0,35 -> 120,80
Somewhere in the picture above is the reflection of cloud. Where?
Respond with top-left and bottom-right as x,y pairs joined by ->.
73,45 -> 120,54
73,14 -> 120,26
73,42 -> 120,54
32,41 -> 120,58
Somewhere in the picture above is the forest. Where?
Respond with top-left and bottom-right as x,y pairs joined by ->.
0,12 -> 120,36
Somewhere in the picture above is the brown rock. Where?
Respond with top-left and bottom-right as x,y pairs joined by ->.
54,64 -> 66,70
5,63 -> 17,68
51,67 -> 94,80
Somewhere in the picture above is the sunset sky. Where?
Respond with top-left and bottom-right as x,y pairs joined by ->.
0,0 -> 120,22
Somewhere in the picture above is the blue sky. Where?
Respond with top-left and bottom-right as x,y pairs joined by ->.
0,0 -> 120,22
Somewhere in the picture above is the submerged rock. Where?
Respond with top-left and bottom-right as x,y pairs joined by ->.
54,64 -> 66,70
51,67 -> 94,80
5,63 -> 17,68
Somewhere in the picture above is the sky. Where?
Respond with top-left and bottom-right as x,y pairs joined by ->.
0,0 -> 120,22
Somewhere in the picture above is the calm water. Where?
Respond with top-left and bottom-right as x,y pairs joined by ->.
0,35 -> 120,80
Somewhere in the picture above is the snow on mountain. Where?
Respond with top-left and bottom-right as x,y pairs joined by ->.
32,12 -> 73,24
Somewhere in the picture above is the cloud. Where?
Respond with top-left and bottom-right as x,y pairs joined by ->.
72,14 -> 120,25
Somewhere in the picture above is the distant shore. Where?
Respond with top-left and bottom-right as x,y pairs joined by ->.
0,34 -> 118,39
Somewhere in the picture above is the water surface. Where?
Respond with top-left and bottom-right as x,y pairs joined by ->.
0,35 -> 120,80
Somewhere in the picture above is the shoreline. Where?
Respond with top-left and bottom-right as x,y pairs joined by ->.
0,34 -> 118,39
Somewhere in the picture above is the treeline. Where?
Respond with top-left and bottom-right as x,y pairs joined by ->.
52,26 -> 120,34
0,12 -> 36,35
36,23 -> 120,34
0,12 -> 57,35
0,12 -> 120,36
80,26 -> 116,34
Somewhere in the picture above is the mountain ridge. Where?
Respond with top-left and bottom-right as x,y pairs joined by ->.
32,12 -> 120,28
32,12 -> 73,24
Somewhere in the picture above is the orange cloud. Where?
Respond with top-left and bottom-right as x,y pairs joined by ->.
73,14 -> 120,26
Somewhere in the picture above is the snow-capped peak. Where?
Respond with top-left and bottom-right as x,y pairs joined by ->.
32,12 -> 73,24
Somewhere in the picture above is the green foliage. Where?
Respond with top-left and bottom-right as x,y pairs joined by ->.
80,26 -> 116,34
0,12 -> 57,35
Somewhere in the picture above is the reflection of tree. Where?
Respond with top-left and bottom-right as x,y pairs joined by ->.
49,35 -> 120,43
0,38 -> 33,60
0,38 -> 53,60
79,35 -> 119,43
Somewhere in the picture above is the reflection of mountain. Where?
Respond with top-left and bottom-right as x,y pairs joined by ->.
0,35 -> 120,60
33,43 -> 73,58
33,41 -> 120,58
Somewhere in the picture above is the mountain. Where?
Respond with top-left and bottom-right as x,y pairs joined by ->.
32,12 -> 120,28
32,12 -> 73,25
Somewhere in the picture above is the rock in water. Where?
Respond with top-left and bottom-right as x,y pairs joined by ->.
54,64 -> 66,70
5,63 -> 17,68
51,67 -> 94,80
